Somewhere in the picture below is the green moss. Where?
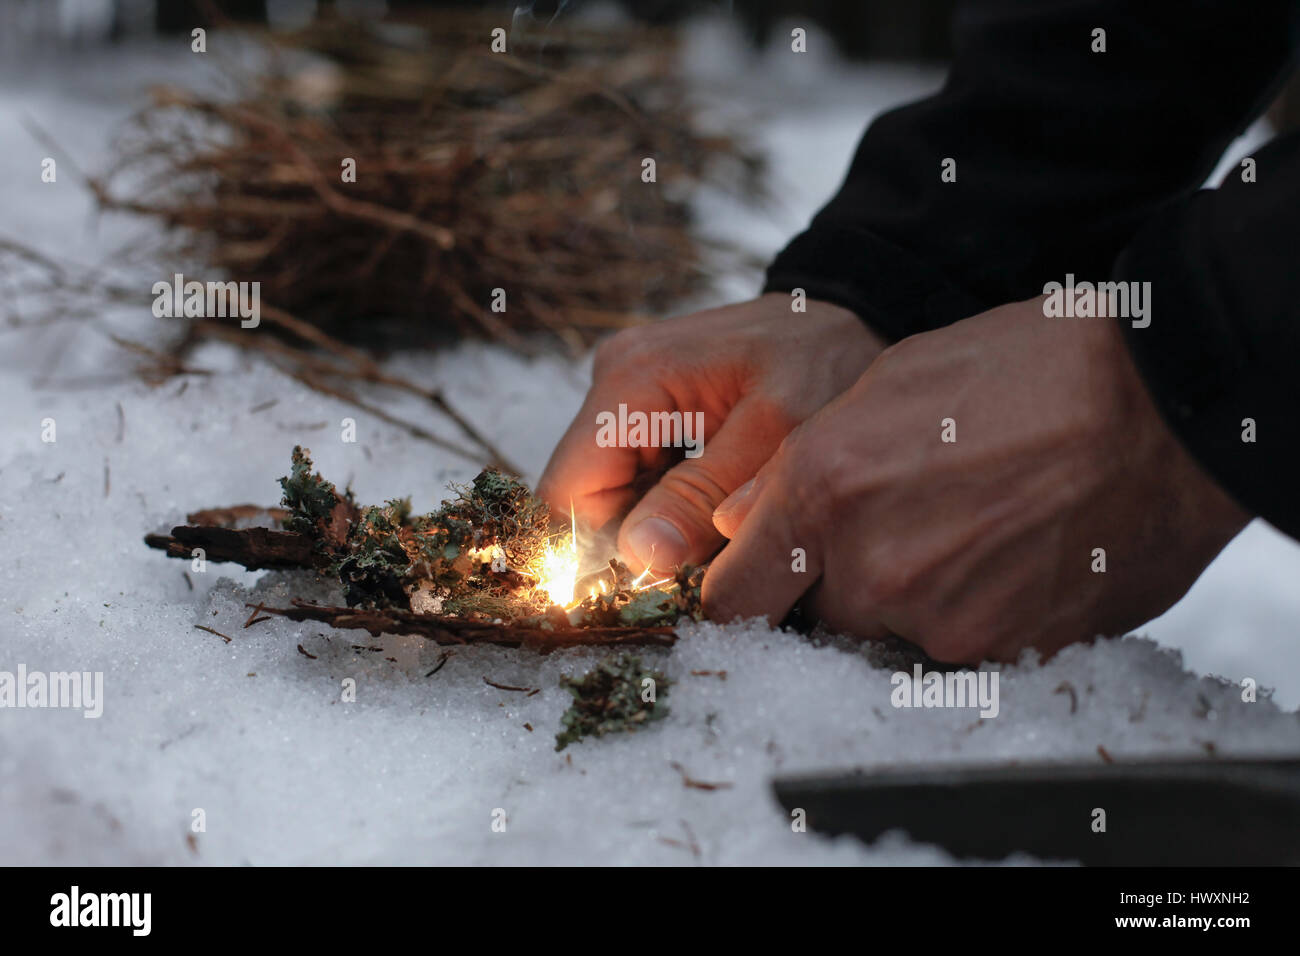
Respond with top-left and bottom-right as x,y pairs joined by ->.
563,560 -> 698,629
337,502 -> 413,608
446,467 -> 551,571
554,654 -> 669,751
273,452 -> 588,620
278,446 -> 338,536
617,588 -> 678,627
405,513 -> 473,590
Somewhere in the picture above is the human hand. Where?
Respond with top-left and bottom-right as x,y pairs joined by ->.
705,296 -> 1249,662
537,293 -> 886,572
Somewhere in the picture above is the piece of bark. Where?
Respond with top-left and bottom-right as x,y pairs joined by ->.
186,504 -> 289,527
318,493 -> 360,552
145,497 -> 357,571
259,600 -> 679,650
144,525 -> 328,571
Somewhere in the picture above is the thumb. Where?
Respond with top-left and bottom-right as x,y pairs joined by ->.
617,401 -> 790,573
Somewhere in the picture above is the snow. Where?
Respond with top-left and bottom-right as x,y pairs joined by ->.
1,16 -> 1298,866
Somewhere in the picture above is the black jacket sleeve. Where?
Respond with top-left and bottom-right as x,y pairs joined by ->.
1114,131 -> 1300,534
762,0 -> 1300,536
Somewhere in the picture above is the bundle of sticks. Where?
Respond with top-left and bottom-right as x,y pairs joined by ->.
94,10 -> 760,353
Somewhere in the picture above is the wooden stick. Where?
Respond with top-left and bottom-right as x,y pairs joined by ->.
145,526 -> 328,571
259,600 -> 679,650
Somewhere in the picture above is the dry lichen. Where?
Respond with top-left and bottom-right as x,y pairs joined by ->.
564,562 -> 705,628
279,445 -> 344,535
277,448 -> 556,618
273,448 -> 699,628
554,654 -> 670,751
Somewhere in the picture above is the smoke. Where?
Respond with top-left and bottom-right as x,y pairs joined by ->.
511,0 -> 573,42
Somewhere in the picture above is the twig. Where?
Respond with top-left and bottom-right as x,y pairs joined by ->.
658,819 -> 701,860
243,602 -> 272,628
669,761 -> 733,792
262,600 -> 679,650
1053,680 -> 1078,715
194,624 -> 233,644
190,319 -> 496,468
425,651 -> 453,677
483,676 -> 538,693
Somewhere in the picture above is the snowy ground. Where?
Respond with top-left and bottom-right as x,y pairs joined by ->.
1,17 -> 1297,866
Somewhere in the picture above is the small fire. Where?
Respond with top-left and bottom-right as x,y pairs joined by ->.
534,504 -> 675,609
537,534 -> 579,607
536,500 -> 580,608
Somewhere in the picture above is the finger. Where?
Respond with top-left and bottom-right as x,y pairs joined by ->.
617,400 -> 793,573
536,376 -> 677,531
711,474 -> 761,539
802,562 -> 892,642
701,462 -> 819,626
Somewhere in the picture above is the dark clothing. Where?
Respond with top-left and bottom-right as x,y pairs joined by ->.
763,0 -> 1300,538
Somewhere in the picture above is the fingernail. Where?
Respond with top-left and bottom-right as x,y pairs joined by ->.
625,516 -> 688,571
713,477 -> 756,519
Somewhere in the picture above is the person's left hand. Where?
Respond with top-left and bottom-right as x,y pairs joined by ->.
704,296 -> 1250,662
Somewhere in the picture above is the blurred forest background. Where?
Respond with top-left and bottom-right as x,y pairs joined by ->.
5,0 -> 1296,127
2,0 -> 959,60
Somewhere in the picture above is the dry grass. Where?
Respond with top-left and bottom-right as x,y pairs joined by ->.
94,10 -> 762,354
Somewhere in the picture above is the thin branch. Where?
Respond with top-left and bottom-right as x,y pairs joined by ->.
261,600 -> 679,650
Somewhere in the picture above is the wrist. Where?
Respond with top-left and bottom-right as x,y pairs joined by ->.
757,292 -> 887,353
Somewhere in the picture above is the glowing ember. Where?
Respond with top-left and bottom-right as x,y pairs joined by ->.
537,501 -> 580,607
538,535 -> 579,607
534,508 -> 677,611
467,543 -> 506,571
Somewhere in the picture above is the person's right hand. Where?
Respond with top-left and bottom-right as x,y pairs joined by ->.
537,293 -> 886,573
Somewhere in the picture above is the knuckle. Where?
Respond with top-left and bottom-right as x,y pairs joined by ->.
593,326 -> 657,376
777,446 -> 831,531
872,335 -> 923,374
818,454 -> 864,510
659,466 -> 730,523
771,422 -> 808,463
746,394 -> 804,438
700,566 -> 742,623
919,609 -> 997,665
917,632 -> 968,665
860,549 -> 921,608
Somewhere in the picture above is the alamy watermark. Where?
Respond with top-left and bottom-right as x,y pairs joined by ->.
152,273 -> 260,328
595,403 -> 705,458
0,665 -> 103,718
890,663 -> 999,718
1042,274 -> 1150,328
50,887 -> 150,936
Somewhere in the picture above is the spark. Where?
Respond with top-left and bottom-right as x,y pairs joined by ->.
536,498 -> 579,607
630,546 -> 656,588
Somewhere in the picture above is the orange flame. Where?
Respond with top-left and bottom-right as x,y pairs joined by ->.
536,500 -> 580,608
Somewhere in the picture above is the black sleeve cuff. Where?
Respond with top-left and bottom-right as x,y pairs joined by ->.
761,225 -> 989,344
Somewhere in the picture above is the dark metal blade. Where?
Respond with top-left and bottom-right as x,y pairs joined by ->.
772,758 -> 1300,865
